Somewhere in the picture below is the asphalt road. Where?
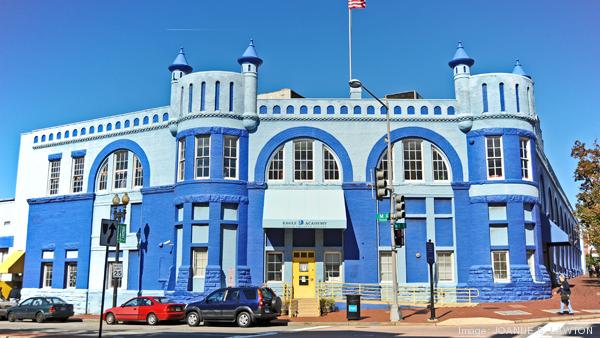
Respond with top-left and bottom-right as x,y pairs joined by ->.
0,319 -> 596,337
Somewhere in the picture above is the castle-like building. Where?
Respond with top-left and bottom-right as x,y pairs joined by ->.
4,40 -> 584,313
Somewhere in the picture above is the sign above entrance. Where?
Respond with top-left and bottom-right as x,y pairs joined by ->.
263,189 -> 347,229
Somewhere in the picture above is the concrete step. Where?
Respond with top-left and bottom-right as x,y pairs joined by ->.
294,298 -> 321,317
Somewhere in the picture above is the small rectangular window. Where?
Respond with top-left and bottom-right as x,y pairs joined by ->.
113,151 -> 128,189
527,250 -> 536,280
42,250 -> 54,260
491,250 -> 510,282
324,252 -> 342,282
71,157 -> 85,193
293,139 -> 314,181
266,252 -> 283,282
436,251 -> 454,282
133,156 -> 143,187
403,139 -> 423,181
98,161 -> 108,191
65,250 -> 78,259
490,225 -> 509,246
176,205 -> 184,222
65,262 -> 77,288
48,159 -> 61,195
488,204 -> 507,221
222,203 -> 238,221
178,139 -> 186,181
192,224 -> 209,243
42,263 -> 53,288
520,138 -> 531,180
192,203 -> 209,220
195,135 -> 210,179
223,136 -> 238,179
192,248 -> 208,279
379,251 -> 392,282
486,136 -> 503,179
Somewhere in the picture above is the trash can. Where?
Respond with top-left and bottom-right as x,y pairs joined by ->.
346,294 -> 361,320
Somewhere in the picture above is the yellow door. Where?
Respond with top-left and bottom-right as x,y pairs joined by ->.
292,251 -> 316,298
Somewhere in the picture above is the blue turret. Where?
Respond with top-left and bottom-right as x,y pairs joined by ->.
448,41 -> 475,68
512,59 -> 531,78
168,47 -> 193,75
237,39 -> 263,67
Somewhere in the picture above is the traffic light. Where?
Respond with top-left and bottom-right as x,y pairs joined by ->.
395,195 -> 405,220
374,167 -> 388,200
393,195 -> 406,248
394,223 -> 405,247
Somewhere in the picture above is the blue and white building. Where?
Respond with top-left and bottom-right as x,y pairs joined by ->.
12,41 -> 584,313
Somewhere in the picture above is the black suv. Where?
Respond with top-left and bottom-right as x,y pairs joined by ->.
185,287 -> 282,328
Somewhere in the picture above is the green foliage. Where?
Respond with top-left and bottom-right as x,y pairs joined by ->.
319,297 -> 336,313
571,140 -> 600,250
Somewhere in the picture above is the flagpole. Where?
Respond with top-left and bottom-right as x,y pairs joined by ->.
348,8 -> 352,82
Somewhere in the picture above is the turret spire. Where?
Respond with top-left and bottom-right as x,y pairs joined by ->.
168,47 -> 193,74
448,41 -> 475,68
238,39 -> 263,67
512,59 -> 530,78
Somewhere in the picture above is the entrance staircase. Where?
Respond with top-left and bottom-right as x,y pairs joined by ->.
293,298 -> 320,317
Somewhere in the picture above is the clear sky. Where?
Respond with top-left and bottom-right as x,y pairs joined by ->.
0,0 -> 598,204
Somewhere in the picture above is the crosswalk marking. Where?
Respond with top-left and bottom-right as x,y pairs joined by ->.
528,322 -> 565,338
292,325 -> 332,332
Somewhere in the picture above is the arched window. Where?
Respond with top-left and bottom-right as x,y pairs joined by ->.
200,81 -> 206,111
434,106 -> 442,115
300,105 -> 308,114
432,146 -> 449,181
515,84 -> 520,112
403,139 -> 423,180
259,105 -> 268,114
447,106 -> 456,115
57,132 -> 62,140
97,126 -> 102,133
353,106 -> 361,114
90,126 -> 95,134
41,135 -> 46,142
380,106 -> 388,114
49,133 -> 54,141
152,114 -> 159,123
229,82 -> 234,112
188,83 -> 194,112
81,127 -> 86,135
115,122 -> 121,129
273,105 -> 281,114
163,113 -> 169,121
499,82 -> 505,112
407,106 -> 415,115
214,81 -> 221,110
133,118 -> 139,127
268,146 -> 284,181
393,106 -> 401,115
34,136 -> 39,143
367,106 -> 375,115
133,155 -> 143,187
323,146 -> 340,181
97,159 -> 108,191
294,139 -> 314,181
482,83 -> 488,112
420,106 -> 429,115
327,105 -> 335,114
124,120 -> 130,128
106,123 -> 112,131
73,129 -> 78,136
313,106 -> 321,114
143,116 -> 149,125
340,106 -> 348,114
286,105 -> 294,114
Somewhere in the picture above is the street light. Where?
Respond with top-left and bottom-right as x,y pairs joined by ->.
111,193 -> 129,308
349,78 -> 402,322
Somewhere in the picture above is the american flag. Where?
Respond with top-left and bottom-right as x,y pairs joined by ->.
348,0 -> 366,10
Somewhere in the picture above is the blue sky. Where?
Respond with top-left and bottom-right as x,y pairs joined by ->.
0,0 -> 598,203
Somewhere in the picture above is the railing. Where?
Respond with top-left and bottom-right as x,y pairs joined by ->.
318,282 -> 480,306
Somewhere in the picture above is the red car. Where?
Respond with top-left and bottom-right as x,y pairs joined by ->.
103,296 -> 185,325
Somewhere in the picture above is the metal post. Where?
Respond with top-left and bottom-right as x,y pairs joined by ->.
428,261 -> 436,321
111,205 -> 126,308
98,245 -> 109,338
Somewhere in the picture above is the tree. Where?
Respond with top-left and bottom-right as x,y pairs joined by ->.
571,140 -> 600,258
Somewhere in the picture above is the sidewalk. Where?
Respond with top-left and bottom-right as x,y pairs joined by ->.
284,276 -> 600,325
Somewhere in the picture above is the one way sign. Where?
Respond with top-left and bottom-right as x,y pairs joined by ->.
100,219 -> 118,247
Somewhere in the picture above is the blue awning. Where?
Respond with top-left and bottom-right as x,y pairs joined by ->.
263,189 -> 347,229
550,220 -> 569,244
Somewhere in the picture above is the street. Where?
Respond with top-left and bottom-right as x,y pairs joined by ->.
0,319 -> 597,338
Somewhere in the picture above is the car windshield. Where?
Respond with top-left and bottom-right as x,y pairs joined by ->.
47,297 -> 66,304
153,297 -> 174,304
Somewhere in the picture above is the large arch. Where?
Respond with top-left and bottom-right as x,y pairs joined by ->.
254,127 -> 353,183
365,127 -> 464,182
86,139 -> 151,193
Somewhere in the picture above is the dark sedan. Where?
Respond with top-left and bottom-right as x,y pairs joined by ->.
7,297 -> 74,323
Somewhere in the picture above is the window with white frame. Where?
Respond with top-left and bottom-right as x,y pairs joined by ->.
195,135 -> 210,179
323,147 -> 340,181
0,249 -> 8,263
178,139 -> 186,181
379,251 -> 392,282
107,262 -> 122,288
192,248 -> 208,279
324,252 -> 342,282
268,146 -> 284,181
48,159 -> 61,195
491,250 -> 510,282
71,157 -> 85,193
486,136 -> 503,179
42,263 -> 53,288
266,252 -> 283,282
133,155 -> 143,187
223,135 -> 238,179
113,151 -> 128,189
436,251 -> 454,282
432,146 -> 449,181
294,139 -> 314,181
98,160 -> 108,191
520,138 -> 531,180
403,139 -> 423,181
65,262 -> 77,288
527,250 -> 536,280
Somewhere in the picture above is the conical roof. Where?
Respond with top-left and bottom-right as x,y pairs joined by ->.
512,59 -> 530,78
237,39 -> 263,66
448,41 -> 475,68
168,47 -> 193,74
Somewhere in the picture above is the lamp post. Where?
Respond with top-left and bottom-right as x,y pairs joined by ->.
349,79 -> 401,322
111,193 -> 129,308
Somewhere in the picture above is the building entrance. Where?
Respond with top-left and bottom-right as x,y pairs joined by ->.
292,251 -> 316,298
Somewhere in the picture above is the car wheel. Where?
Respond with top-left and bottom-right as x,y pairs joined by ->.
236,311 -> 252,328
35,312 -> 45,323
146,313 -> 158,326
186,311 -> 201,327
105,312 -> 116,325
7,312 -> 16,322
